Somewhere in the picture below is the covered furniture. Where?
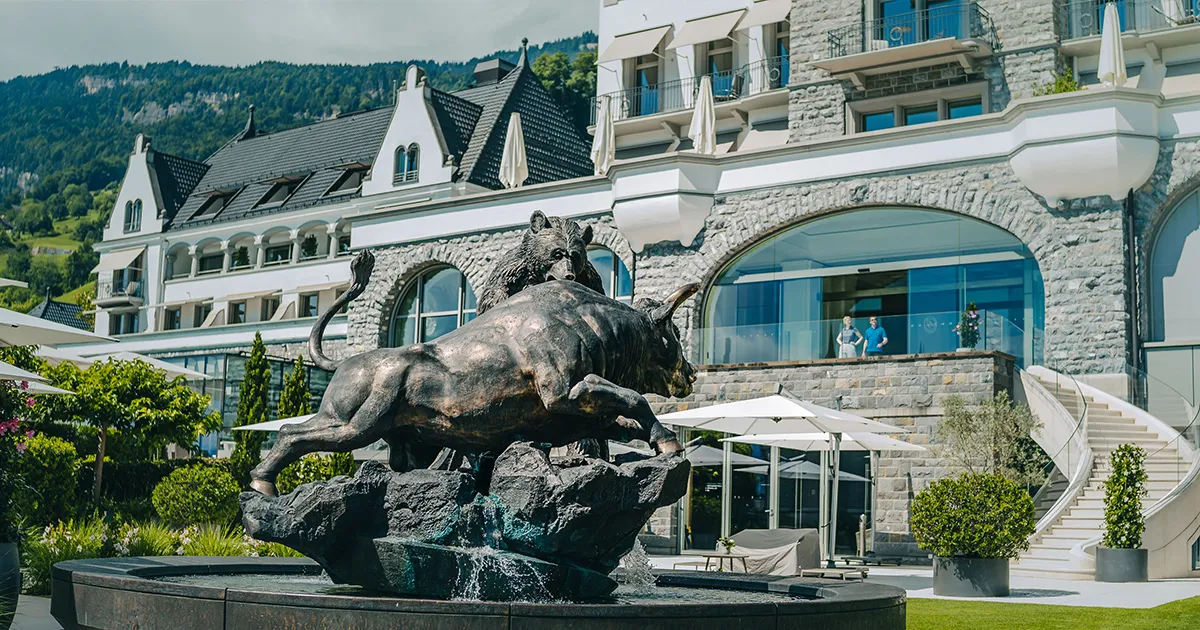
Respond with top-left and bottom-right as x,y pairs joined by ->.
729,528 -> 820,576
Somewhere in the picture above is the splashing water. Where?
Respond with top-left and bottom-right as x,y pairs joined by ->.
619,538 -> 656,590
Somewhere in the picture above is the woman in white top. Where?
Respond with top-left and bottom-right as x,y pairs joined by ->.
837,316 -> 863,359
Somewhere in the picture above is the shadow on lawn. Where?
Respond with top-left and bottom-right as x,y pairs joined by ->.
1005,589 -> 1080,599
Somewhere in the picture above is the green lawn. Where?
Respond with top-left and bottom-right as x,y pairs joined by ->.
59,280 -> 94,302
908,596 -> 1200,629
19,233 -> 80,251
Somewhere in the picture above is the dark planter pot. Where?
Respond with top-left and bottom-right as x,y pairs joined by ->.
932,556 -> 1010,597
1095,547 -> 1148,583
0,543 -> 18,630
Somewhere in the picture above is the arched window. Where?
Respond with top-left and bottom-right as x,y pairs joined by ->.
123,199 -> 142,233
406,144 -> 420,182
393,144 -> 419,185
587,246 -> 633,303
388,266 -> 476,346
703,207 -> 1044,367
1147,190 -> 1200,426
393,146 -> 408,184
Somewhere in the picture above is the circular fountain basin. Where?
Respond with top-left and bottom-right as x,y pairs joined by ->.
50,556 -> 905,630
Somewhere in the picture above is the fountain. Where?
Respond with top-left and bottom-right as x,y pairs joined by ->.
49,215 -> 905,629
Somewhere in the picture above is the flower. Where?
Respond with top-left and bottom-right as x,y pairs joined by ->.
26,397 -> 34,407
16,441 -> 26,454
25,430 -> 34,438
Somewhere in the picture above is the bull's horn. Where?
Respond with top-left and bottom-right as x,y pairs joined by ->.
652,283 -> 700,322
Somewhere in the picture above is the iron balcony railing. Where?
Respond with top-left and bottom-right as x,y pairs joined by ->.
588,57 -> 791,125
826,2 -> 996,59
1061,0 -> 1198,40
96,276 -> 144,301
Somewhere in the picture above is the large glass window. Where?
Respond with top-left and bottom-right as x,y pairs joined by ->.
1146,189 -> 1200,428
388,266 -> 477,347
587,247 -> 633,303
703,207 -> 1044,367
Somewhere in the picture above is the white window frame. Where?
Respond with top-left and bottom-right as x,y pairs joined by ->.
846,82 -> 987,134
389,267 -> 477,346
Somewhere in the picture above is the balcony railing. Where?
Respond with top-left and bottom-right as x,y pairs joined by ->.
589,57 -> 791,125
1061,0 -> 1198,40
96,277 -> 144,302
827,2 -> 996,59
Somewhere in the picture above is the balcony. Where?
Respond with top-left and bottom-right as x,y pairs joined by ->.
94,276 -> 145,308
588,56 -> 790,125
1061,0 -> 1200,54
815,2 -> 996,85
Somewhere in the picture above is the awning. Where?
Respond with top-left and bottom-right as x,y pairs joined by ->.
91,246 -> 146,273
738,0 -> 791,30
149,296 -> 212,310
222,289 -> 281,302
598,25 -> 672,63
294,281 -> 350,294
667,10 -> 746,50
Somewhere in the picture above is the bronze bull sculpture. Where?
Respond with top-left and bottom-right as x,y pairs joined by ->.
250,251 -> 696,496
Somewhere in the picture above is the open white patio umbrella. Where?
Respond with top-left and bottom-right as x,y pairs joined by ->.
1098,2 -> 1127,87
0,277 -> 27,289
608,440 -> 652,456
688,75 -> 717,155
25,381 -> 74,395
36,346 -> 95,369
0,360 -> 49,383
723,432 -> 925,452
499,112 -> 529,189
590,94 -> 616,176
685,443 -> 768,467
739,459 -> 870,482
658,395 -> 903,435
232,414 -> 314,432
87,351 -> 211,380
0,307 -> 116,347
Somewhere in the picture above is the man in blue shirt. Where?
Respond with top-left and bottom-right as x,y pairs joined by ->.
864,316 -> 888,357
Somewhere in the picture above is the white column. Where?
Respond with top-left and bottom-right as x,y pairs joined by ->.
188,246 -> 200,277
819,450 -> 829,560
327,224 -> 340,259
254,236 -> 266,269
720,439 -> 732,539
768,445 -> 780,529
221,240 -> 232,273
290,230 -> 302,264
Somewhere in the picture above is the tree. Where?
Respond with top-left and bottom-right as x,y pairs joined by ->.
74,285 -> 96,328
278,355 -> 311,418
937,391 -> 1047,486
26,257 -> 64,296
32,358 -> 222,503
4,246 -> 31,281
65,248 -> 99,288
531,51 -> 597,134
230,333 -> 270,488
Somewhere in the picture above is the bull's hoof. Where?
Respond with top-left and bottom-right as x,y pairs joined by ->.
654,439 -> 684,455
250,478 -> 278,497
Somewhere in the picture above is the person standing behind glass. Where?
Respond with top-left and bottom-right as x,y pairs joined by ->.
864,316 -> 888,357
837,316 -> 863,359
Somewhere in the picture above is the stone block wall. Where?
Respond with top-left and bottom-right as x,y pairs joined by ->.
651,351 -> 1015,559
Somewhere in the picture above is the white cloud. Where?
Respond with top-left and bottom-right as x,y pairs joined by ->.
0,0 -> 597,81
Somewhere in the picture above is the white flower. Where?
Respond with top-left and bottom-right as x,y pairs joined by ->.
76,545 -> 82,552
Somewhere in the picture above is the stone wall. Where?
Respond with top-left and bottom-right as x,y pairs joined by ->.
651,351 -> 1016,559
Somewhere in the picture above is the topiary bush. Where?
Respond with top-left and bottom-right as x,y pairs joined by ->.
78,457 -> 233,519
277,453 -> 357,494
1103,443 -> 1148,549
910,473 -> 1036,559
16,434 -> 78,526
151,464 -> 240,527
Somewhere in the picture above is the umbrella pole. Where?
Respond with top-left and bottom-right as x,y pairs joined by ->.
826,432 -> 842,568
818,450 -> 828,559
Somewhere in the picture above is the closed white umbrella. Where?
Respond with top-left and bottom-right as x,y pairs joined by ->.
87,351 -> 211,380
688,75 -> 717,155
232,414 -> 313,432
498,112 -> 529,189
1161,0 -> 1185,24
0,307 -> 116,347
590,94 -> 616,176
723,432 -> 925,452
1098,2 -> 1127,87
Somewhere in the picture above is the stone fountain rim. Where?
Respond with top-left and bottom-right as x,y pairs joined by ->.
52,555 -> 906,617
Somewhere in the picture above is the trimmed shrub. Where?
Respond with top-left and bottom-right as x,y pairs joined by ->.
16,434 -> 77,526
151,465 -> 239,526
277,453 -> 357,494
910,473 -> 1036,559
77,457 -> 232,517
22,518 -> 109,594
1103,443 -> 1148,549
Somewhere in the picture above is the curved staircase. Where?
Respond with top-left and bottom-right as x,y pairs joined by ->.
1011,373 -> 1185,580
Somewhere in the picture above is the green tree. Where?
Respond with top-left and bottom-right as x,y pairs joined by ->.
230,333 -> 270,488
531,51 -> 597,134
74,285 -> 96,328
27,256 -> 64,296
278,355 -> 311,418
938,391 -> 1047,486
33,358 -> 221,504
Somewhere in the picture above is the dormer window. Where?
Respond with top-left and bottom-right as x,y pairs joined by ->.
393,144 -> 420,185
256,177 -> 304,208
193,192 -> 235,219
123,199 -> 142,233
325,168 -> 367,197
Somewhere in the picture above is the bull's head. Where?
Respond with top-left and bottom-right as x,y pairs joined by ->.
636,283 -> 700,399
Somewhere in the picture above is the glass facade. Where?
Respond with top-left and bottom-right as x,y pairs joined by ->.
587,246 -> 633,303
703,208 -> 1044,367
389,266 -> 477,347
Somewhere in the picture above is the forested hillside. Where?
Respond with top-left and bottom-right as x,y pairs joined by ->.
0,32 -> 598,313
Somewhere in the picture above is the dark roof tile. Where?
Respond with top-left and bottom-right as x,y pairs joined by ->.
28,299 -> 91,331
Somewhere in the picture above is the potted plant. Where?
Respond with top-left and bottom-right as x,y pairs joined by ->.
716,536 -> 736,554
954,302 -> 981,351
1096,443 -> 1149,583
0,381 -> 36,630
910,473 -> 1035,597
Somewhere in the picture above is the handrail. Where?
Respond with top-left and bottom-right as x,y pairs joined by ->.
826,2 -> 996,59
1022,366 -> 1093,537
1060,0 -> 1200,41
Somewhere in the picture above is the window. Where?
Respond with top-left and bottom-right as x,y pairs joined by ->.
771,21 -> 791,89
256,178 -> 304,208
108,312 -> 139,335
164,308 -> 182,331
193,193 -> 233,219
861,110 -> 895,132
231,246 -> 252,270
264,244 -> 293,265
393,144 -> 420,184
705,38 -> 737,99
325,168 -> 366,196
261,297 -> 280,321
1194,537 -> 1200,571
337,235 -> 352,256
230,301 -> 247,324
851,87 -> 986,133
194,303 -> 212,327
388,266 -> 477,347
123,199 -> 142,232
198,253 -> 224,274
300,234 -> 320,260
703,207 -> 1044,368
587,247 -> 633,303
300,293 -> 320,318
875,0 -> 967,45
947,98 -> 983,119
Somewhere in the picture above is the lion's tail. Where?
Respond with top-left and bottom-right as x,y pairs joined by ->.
309,250 -> 375,372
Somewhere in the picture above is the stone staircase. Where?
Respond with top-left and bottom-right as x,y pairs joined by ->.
1011,375 -> 1183,580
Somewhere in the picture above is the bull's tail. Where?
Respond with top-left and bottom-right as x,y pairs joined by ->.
309,250 -> 375,372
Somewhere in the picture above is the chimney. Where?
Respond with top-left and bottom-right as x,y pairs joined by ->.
473,58 -> 516,87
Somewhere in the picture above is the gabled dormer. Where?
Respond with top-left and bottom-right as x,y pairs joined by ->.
362,66 -> 459,196
104,134 -> 208,241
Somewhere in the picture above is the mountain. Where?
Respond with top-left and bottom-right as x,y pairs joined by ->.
0,32 -> 598,312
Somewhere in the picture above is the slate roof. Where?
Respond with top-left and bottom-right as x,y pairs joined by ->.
161,48 -> 592,233
28,298 -> 91,331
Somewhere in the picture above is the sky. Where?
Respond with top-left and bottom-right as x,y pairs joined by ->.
0,0 -> 597,81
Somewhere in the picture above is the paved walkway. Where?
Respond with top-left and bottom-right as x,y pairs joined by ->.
648,556 -> 1200,609
12,596 -> 60,630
